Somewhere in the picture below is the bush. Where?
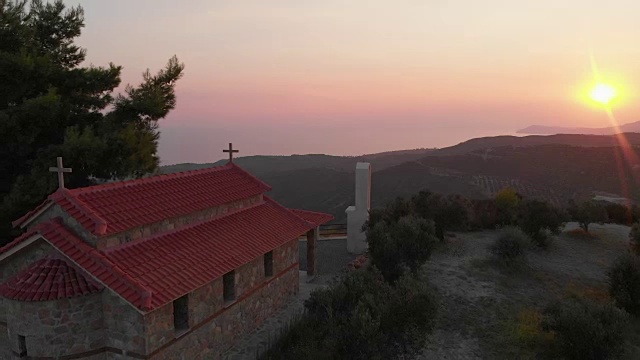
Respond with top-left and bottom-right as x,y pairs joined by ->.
411,191 -> 471,240
366,215 -> 438,283
517,200 -> 565,249
495,187 -> 521,226
605,203 -> 635,225
542,297 -> 630,360
274,269 -> 437,360
608,255 -> 640,316
489,227 -> 529,264
570,200 -> 608,233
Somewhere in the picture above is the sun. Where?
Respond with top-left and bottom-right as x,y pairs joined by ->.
590,83 -> 617,105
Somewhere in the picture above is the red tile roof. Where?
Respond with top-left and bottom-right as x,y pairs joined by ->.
103,197 -> 312,308
0,256 -> 103,301
289,209 -> 334,227
13,163 -> 271,236
2,219 -> 154,310
2,197 -> 327,311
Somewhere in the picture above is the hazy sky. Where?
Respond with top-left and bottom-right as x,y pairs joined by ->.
63,0 -> 640,164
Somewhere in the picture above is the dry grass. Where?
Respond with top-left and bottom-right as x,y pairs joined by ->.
421,222 -> 640,359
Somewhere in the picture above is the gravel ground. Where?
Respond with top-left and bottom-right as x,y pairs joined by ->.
299,237 -> 356,284
420,222 -> 639,360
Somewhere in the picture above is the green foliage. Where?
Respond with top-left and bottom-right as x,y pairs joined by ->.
569,200 -> 608,233
411,191 -> 471,240
469,198 -> 498,230
0,0 -> 184,244
366,215 -> 438,283
364,196 -> 413,232
490,226 -> 529,265
542,297 -> 630,360
604,203 -> 637,226
517,200 -> 565,249
608,255 -> 640,316
495,187 -> 521,225
264,269 -> 437,360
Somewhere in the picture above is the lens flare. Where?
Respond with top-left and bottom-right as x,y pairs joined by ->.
589,83 -> 617,105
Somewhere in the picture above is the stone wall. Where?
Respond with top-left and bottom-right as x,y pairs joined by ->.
27,203 -> 97,246
0,239 -> 55,323
145,238 -> 299,359
4,292 -> 104,358
98,195 -> 263,249
102,289 -> 146,357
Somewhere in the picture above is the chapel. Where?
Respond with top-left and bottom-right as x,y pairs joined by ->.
0,149 -> 332,359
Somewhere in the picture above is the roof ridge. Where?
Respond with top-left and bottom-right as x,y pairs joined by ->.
68,163 -> 236,195
263,195 -> 315,228
228,163 -> 273,192
51,189 -> 108,234
103,199 -> 267,254
44,219 -> 153,310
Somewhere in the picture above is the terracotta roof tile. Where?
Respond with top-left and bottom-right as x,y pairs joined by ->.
289,208 -> 334,227
13,163 -> 271,236
0,255 -> 103,301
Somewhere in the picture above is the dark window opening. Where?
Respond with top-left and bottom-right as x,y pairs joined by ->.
18,335 -> 27,358
173,295 -> 189,333
223,271 -> 236,302
264,251 -> 274,277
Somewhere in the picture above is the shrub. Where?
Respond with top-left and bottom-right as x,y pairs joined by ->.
489,226 -> 529,264
495,187 -> 521,225
411,191 -> 471,240
517,200 -> 565,248
608,255 -> 640,316
297,269 -> 437,360
571,200 -> 608,233
367,215 -> 438,283
605,203 -> 634,225
542,297 -> 630,360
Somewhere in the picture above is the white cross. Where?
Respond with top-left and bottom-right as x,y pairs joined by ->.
49,157 -> 72,189
223,143 -> 239,163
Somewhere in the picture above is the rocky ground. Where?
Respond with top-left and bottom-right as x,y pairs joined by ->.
225,223 -> 640,359
420,222 -> 640,359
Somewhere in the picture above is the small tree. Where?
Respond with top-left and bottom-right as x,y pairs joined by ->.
411,191 -> 470,240
517,200 -> 565,248
495,187 -> 521,225
366,215 -> 438,283
608,255 -> 640,316
543,297 -> 630,360
573,200 -> 608,233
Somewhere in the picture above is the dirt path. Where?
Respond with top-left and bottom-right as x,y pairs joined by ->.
420,223 -> 637,359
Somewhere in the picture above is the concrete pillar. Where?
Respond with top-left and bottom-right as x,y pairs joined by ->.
306,227 -> 319,276
346,162 -> 371,254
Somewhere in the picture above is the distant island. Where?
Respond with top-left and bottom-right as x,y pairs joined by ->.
517,120 -> 640,135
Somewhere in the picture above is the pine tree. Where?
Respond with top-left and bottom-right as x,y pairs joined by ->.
0,0 -> 184,244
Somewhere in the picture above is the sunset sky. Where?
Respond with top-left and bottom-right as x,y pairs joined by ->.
63,0 -> 640,164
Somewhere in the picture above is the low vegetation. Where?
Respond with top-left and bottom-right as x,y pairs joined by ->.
489,226 -> 529,266
261,269 -> 437,360
569,200 -> 608,234
542,297 -> 630,360
608,255 -> 640,316
366,215 -> 438,282
517,199 -> 565,249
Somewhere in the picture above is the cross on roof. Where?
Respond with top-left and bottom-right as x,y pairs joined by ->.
223,143 -> 239,163
49,157 -> 72,189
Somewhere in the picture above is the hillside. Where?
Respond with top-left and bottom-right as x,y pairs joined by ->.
159,133 -> 640,223
160,133 -> 640,176
517,121 -> 640,135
